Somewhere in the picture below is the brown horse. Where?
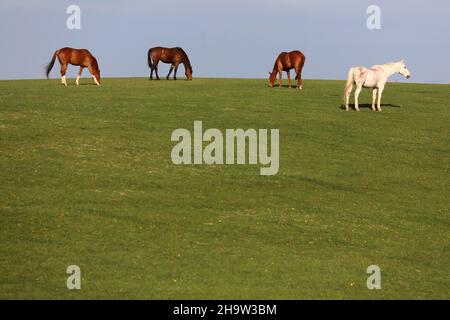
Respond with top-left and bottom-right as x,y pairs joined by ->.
148,47 -> 193,80
269,50 -> 306,89
45,47 -> 101,86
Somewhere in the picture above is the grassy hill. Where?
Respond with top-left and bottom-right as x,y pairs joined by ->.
0,77 -> 448,299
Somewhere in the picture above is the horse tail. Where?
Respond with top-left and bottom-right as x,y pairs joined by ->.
295,54 -> 306,80
147,48 -> 153,68
45,50 -> 58,79
343,68 -> 354,105
299,53 -> 306,70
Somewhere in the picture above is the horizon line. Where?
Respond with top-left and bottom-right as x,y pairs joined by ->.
0,76 -> 448,85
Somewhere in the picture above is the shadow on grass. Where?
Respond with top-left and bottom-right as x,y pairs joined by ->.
340,103 -> 401,110
148,78 -> 188,81
269,85 -> 302,89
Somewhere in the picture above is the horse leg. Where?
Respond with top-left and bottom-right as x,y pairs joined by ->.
150,66 -> 154,80
60,63 -> 68,86
76,67 -> 84,86
152,60 -> 160,80
278,69 -> 283,87
371,88 -> 378,111
287,70 -> 291,88
377,86 -> 384,111
88,65 -> 100,86
344,83 -> 353,111
166,65 -> 174,80
297,69 -> 303,90
173,63 -> 179,80
354,85 -> 362,111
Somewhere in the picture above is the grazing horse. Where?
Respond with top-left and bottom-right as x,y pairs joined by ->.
343,60 -> 410,111
148,47 -> 193,80
45,47 -> 101,86
269,50 -> 306,89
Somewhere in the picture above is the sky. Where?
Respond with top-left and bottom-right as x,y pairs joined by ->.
0,0 -> 449,83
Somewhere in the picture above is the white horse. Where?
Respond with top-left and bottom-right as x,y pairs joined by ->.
343,60 -> 411,111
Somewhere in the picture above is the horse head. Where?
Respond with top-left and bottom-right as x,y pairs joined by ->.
397,60 -> 410,79
268,72 -> 276,87
185,67 -> 193,80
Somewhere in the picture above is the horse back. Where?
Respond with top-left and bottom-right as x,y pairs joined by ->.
151,46 -> 188,64
277,51 -> 305,70
58,47 -> 95,66
289,50 -> 305,65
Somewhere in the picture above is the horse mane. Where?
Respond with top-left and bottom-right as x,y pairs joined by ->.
383,60 -> 403,68
271,60 -> 279,73
177,47 -> 192,70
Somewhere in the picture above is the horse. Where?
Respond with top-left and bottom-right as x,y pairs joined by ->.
343,60 -> 411,111
45,47 -> 101,86
147,47 -> 193,80
269,50 -> 306,89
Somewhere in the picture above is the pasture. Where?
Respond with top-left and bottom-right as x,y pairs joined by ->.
0,78 -> 448,299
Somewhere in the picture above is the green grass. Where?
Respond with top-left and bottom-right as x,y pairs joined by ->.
0,77 -> 449,299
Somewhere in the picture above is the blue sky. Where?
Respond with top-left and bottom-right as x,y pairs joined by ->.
0,0 -> 449,83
